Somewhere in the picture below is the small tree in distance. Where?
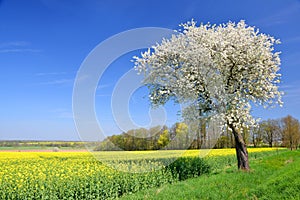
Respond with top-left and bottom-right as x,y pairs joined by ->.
134,20 -> 282,171
282,115 -> 300,150
260,119 -> 282,147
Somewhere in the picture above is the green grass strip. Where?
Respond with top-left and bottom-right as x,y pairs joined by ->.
121,149 -> 300,200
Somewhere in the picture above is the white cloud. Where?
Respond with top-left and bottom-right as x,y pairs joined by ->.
283,87 -> 300,98
282,51 -> 300,66
96,94 -> 111,97
281,81 -> 300,106
0,41 -> 30,48
0,48 -> 41,53
40,78 -> 74,86
253,2 -> 300,27
0,41 -> 41,54
35,72 -> 68,76
97,84 -> 112,90
49,108 -> 74,119
35,71 -> 77,87
282,36 -> 300,44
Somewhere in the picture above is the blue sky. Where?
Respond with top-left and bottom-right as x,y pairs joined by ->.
0,0 -> 300,141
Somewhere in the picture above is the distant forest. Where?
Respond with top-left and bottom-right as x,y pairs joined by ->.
0,141 -> 94,149
95,115 -> 300,151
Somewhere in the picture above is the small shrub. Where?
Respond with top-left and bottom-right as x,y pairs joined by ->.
165,157 -> 211,181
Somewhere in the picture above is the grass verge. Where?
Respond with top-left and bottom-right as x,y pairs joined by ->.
121,149 -> 300,200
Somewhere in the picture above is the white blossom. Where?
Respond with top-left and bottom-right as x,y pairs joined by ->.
133,20 -> 282,131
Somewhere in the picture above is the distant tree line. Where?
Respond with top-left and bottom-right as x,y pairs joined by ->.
250,115 -> 300,150
95,115 -> 300,151
0,141 -> 93,148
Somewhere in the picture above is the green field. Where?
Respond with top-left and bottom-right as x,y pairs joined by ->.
0,148 -> 298,199
122,150 -> 300,200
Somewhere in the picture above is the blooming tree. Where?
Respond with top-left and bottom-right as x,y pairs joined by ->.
134,20 -> 282,170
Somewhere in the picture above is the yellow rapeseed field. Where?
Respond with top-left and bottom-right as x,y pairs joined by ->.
0,148 -> 282,199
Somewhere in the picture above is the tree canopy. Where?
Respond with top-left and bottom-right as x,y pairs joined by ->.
134,20 -> 282,131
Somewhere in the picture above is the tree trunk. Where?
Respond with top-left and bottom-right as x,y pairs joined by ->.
252,135 -> 256,147
228,123 -> 250,171
197,128 -> 201,149
200,120 -> 206,148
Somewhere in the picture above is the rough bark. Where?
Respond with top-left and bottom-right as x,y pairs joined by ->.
228,123 -> 250,171
197,128 -> 201,149
269,140 -> 273,148
200,120 -> 206,148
